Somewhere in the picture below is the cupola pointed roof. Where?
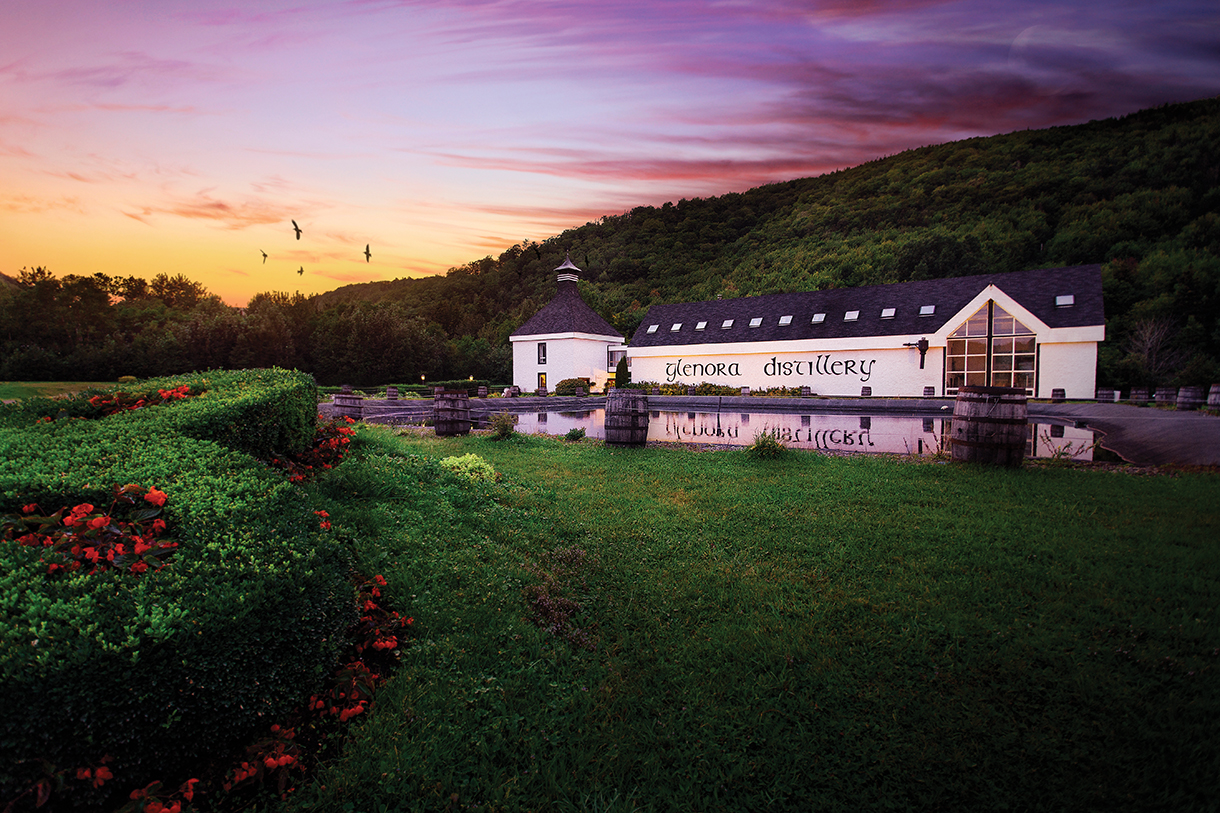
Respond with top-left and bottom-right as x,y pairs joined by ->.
555,253 -> 581,276
510,255 -> 623,340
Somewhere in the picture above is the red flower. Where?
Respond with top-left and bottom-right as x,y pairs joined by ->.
21,503 -> 38,514
180,778 -> 199,801
92,766 -> 113,788
87,516 -> 109,530
145,488 -> 167,507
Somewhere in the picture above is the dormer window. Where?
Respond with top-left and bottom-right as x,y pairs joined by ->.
1056,294 -> 1075,308
920,305 -> 936,316
721,319 -> 734,329
646,324 -> 658,334
880,308 -> 896,319
749,317 -> 763,328
811,313 -> 826,324
844,310 -> 859,322
670,323 -> 682,332
695,321 -> 707,330
778,315 -> 793,326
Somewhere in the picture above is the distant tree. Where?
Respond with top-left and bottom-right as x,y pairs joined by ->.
150,273 -> 209,310
1122,317 -> 1190,386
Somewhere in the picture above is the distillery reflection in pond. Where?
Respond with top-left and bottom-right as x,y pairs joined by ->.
503,410 -> 1097,461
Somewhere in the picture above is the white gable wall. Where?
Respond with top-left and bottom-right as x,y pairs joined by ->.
511,331 -> 622,391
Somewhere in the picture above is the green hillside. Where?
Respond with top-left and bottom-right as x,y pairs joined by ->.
4,97 -> 1219,388
317,96 -> 1220,389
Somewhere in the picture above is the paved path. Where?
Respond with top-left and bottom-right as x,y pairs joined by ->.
1026,402 -> 1220,467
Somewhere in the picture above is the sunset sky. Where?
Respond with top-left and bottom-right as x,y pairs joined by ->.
3,1 -> 1219,306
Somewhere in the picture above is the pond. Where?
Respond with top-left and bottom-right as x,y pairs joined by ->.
485,409 -> 1100,461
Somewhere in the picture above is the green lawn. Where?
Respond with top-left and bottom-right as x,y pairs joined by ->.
288,426 -> 1220,812
0,381 -> 114,400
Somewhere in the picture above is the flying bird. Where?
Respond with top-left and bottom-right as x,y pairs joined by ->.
260,250 -> 268,264
298,266 -> 304,276
291,220 -> 302,240
364,244 -> 371,262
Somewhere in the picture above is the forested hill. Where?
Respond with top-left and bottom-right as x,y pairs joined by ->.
3,97 -> 1218,388
319,96 -> 1220,388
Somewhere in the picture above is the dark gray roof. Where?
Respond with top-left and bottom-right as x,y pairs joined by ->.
511,278 -> 624,339
628,265 -> 1104,347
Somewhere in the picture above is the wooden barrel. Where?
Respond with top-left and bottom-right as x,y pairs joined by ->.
1155,387 -> 1176,406
1129,387 -> 1149,403
923,386 -> 936,398
1176,385 -> 1205,411
433,390 -> 471,436
604,391 -> 649,447
1208,384 -> 1220,408
950,386 -> 1028,467
801,386 -> 813,397
860,386 -> 872,397
477,386 -> 488,398
385,386 -> 399,401
1051,387 -> 1065,403
1095,388 -> 1115,402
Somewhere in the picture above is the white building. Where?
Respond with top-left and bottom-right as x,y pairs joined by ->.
625,265 -> 1106,399
510,256 -> 625,392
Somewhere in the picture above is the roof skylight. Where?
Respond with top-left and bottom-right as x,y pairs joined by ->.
695,321 -> 707,330
811,313 -> 826,324
670,323 -> 682,331
749,317 -> 763,328
1056,294 -> 1075,307
646,324 -> 658,333
920,304 -> 936,316
844,310 -> 859,321
778,315 -> 793,326
880,308 -> 896,319
721,319 -> 734,329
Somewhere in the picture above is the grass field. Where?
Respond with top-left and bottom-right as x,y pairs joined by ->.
285,427 -> 1218,812
0,381 -> 114,400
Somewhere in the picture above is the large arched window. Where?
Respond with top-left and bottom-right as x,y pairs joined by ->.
945,302 -> 1036,393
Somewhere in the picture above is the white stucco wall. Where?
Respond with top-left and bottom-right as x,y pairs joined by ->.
627,335 -> 947,397
1037,341 -> 1100,399
510,332 -> 621,391
626,317 -> 1103,398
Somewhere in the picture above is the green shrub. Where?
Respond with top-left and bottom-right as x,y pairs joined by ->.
747,429 -> 787,458
0,369 -> 354,809
564,427 -> 586,442
439,453 -> 496,482
614,357 -> 630,388
553,378 -> 587,396
489,411 -> 518,440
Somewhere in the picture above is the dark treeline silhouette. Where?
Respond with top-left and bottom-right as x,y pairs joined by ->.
0,270 -> 502,386
3,97 -> 1218,388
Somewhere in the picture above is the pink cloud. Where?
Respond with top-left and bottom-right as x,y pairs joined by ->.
122,193 -> 289,229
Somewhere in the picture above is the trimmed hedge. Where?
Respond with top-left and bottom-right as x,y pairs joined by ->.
0,369 -> 354,810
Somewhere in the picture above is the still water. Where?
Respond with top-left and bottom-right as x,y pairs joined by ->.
494,409 -> 1097,461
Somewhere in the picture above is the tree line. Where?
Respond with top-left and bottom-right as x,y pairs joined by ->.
4,96 -> 1219,389
0,269 -> 506,386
